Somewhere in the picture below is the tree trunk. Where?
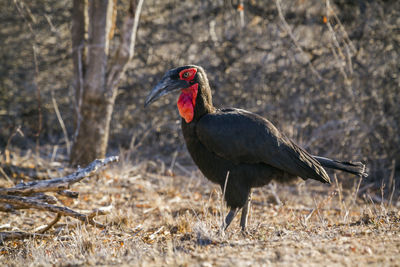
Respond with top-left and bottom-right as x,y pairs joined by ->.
70,0 -> 144,166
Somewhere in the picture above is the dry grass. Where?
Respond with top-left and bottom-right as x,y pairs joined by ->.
1,149 -> 399,266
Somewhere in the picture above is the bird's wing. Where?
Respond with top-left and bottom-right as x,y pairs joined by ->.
196,109 -> 330,183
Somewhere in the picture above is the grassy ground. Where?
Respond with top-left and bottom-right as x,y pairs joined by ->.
0,150 -> 399,266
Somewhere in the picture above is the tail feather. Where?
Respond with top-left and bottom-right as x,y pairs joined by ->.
313,156 -> 368,177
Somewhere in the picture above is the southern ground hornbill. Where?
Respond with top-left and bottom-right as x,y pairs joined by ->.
145,65 -> 367,231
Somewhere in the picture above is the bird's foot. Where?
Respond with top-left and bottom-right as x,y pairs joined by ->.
240,229 -> 250,237
240,228 -> 253,238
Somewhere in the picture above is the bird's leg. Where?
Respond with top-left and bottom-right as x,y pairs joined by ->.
223,208 -> 238,230
240,190 -> 252,231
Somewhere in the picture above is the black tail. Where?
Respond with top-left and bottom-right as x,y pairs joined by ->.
313,156 -> 368,177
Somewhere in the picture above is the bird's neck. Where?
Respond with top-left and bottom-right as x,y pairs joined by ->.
194,82 -> 215,119
178,74 -> 215,124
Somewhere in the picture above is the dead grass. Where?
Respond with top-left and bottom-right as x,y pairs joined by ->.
1,149 -> 399,266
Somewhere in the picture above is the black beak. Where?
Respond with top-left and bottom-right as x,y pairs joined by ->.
144,75 -> 189,107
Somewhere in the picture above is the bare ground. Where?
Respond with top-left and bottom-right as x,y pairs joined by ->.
0,150 -> 399,266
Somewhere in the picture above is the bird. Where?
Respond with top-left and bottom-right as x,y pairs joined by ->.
145,65 -> 367,231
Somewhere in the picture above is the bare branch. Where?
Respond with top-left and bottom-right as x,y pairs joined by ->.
35,213 -> 62,234
0,193 -> 58,211
0,156 -> 119,195
325,0 -> 356,85
0,231 -> 50,242
57,190 -> 79,198
25,193 -> 58,204
0,166 -> 12,185
51,89 -> 71,157
0,195 -> 109,228
0,203 -> 19,212
106,0 -> 145,92
275,0 -> 323,81
0,157 -> 117,241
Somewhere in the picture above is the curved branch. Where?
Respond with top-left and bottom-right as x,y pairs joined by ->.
0,195 -> 110,228
106,0 -> 145,92
0,156 -> 119,195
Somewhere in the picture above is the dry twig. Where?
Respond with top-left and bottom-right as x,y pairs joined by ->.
0,156 -> 119,241
0,156 -> 118,195
0,231 -> 50,242
275,0 -> 323,81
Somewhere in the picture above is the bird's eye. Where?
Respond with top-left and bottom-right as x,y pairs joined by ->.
179,68 -> 197,80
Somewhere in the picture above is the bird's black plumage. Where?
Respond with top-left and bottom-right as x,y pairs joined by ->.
196,109 -> 330,183
145,65 -> 367,230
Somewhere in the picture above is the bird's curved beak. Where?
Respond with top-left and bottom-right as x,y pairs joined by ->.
144,76 -> 189,107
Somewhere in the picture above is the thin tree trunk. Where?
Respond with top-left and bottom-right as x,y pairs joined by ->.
70,0 -> 143,166
70,0 -> 114,165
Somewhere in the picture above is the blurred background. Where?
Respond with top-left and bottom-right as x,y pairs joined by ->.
0,0 -> 399,191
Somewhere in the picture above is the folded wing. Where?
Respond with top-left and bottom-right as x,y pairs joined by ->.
196,108 -> 330,183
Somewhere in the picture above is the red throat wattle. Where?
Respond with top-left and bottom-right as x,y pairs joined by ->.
177,68 -> 198,123
177,83 -> 198,123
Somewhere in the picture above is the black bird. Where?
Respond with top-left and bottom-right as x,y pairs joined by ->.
145,65 -> 367,230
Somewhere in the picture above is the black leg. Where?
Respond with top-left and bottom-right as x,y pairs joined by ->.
240,190 -> 252,231
223,208 -> 238,230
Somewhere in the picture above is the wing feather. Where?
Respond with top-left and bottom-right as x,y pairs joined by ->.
196,109 -> 330,183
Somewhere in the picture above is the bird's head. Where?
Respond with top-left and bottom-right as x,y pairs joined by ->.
145,65 -> 212,123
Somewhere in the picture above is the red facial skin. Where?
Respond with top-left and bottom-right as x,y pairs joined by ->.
177,68 -> 198,123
